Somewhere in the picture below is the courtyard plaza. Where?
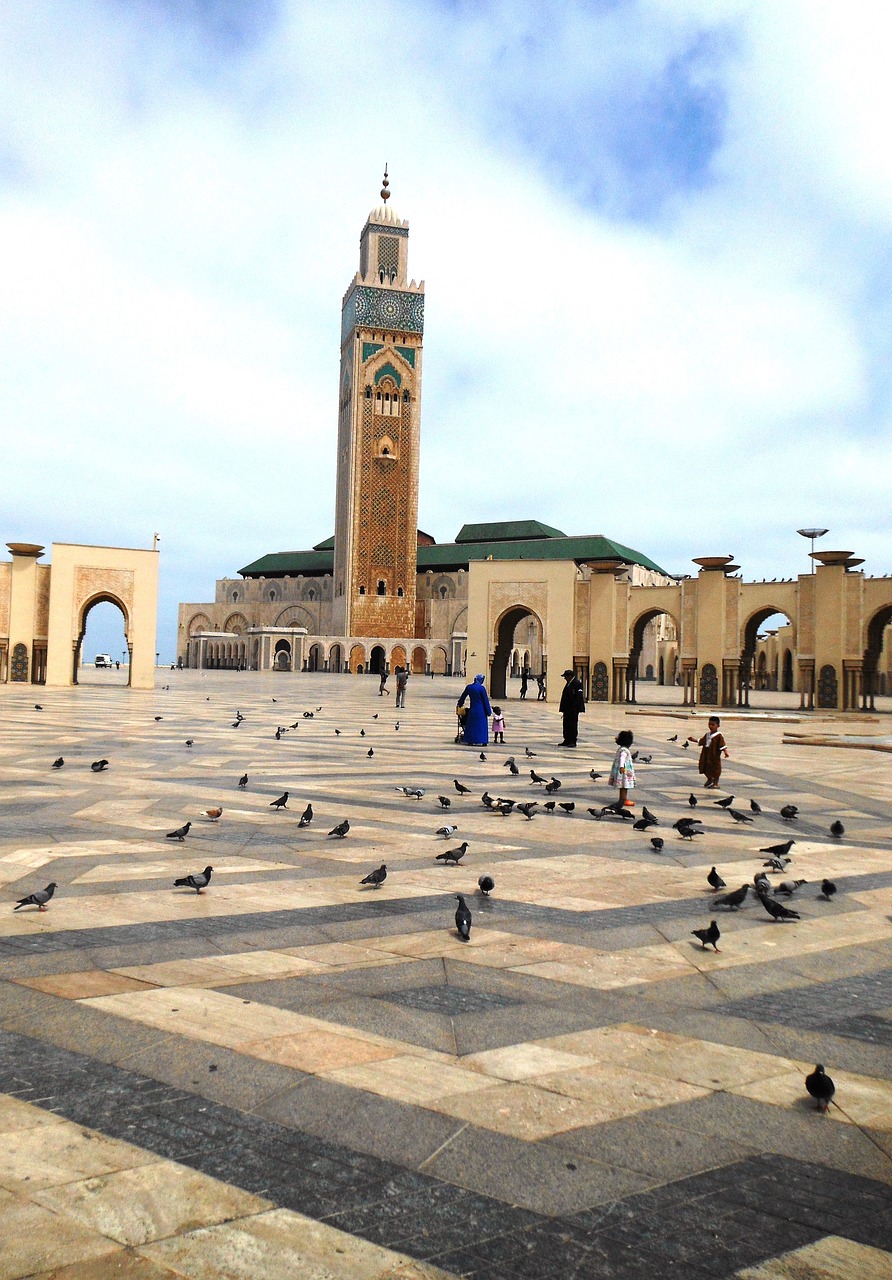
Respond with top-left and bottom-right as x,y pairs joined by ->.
0,671 -> 890,1280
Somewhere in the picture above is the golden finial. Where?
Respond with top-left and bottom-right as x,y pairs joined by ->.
380,164 -> 390,203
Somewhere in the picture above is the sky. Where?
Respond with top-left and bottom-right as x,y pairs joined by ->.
3,0 -> 891,661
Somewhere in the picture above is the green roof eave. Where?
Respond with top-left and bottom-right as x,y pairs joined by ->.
238,550 -> 334,577
455,520 -> 566,544
418,535 -> 667,576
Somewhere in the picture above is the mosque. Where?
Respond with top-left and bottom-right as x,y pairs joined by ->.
177,175 -> 892,711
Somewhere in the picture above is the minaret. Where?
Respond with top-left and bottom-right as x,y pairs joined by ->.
332,169 -> 425,639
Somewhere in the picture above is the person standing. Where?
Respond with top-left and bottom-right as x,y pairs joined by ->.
688,717 -> 728,788
457,674 -> 492,746
558,669 -> 585,747
536,674 -> 546,700
519,669 -> 529,700
491,706 -> 506,744
395,665 -> 409,708
609,730 -> 636,808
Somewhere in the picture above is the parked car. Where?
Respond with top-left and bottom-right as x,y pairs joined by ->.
94,654 -> 114,669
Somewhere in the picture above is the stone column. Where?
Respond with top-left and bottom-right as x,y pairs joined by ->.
6,543 -> 44,682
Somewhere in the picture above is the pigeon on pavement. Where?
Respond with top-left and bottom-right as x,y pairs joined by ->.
174,865 -> 213,893
750,799 -> 762,814
774,879 -> 807,896
166,822 -> 192,841
91,759 -> 109,772
673,818 -> 703,840
454,894 -> 472,941
650,837 -> 664,852
819,879 -> 837,901
780,805 -> 799,820
52,757 -> 64,769
437,824 -> 458,838
530,770 -> 546,784
360,864 -> 387,889
203,808 -> 223,822
714,796 -> 735,809
516,802 -> 537,820
436,843 -> 468,864
707,867 -> 726,891
454,780 -> 471,795
757,892 -> 800,921
478,875 -> 495,896
270,792 -> 289,810
688,794 -> 698,807
760,840 -> 795,858
830,821 -> 845,838
395,786 -> 425,799
713,884 -> 750,910
238,774 -> 248,788
728,809 -> 754,824
544,778 -> 562,793
691,920 -> 721,952
14,882 -> 57,912
328,819 -> 350,838
805,1065 -> 835,1112
641,806 -> 659,824
437,796 -> 452,808
298,804 -> 313,828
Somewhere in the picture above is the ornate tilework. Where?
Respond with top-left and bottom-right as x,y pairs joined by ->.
342,286 -> 424,341
699,662 -> 719,705
377,236 -> 399,276
817,662 -> 838,708
362,342 -> 383,362
373,362 -> 402,387
367,220 -> 408,237
395,345 -> 416,367
592,660 -> 609,701
10,642 -> 28,682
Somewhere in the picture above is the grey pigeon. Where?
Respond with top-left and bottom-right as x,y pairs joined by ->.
454,780 -> 471,794
641,806 -> 659,824
819,879 -> 837,901
516,802 -> 537,820
238,774 -> 248,788
558,802 -> 575,814
478,875 -> 495,896
830,821 -> 844,838
503,757 -> 516,768
360,864 -> 387,889
753,872 -> 771,895
650,837 -> 664,852
436,843 -> 468,865
328,819 -> 350,838
707,867 -> 726,891
713,884 -> 750,910
298,804 -> 313,828
728,809 -> 754,824
530,770 -> 546,784
667,734 -> 678,741
479,753 -> 486,761
757,891 -> 799,922
633,816 -> 656,831
750,799 -> 762,814
91,759 -> 109,772
774,879 -> 807,896
688,794 -> 698,807
673,818 -> 703,840
437,824 -> 458,838
166,821 -> 192,842
525,748 -> 536,757
396,786 -> 425,799
454,894 -> 472,941
367,748 -> 374,757
14,882 -> 57,912
437,796 -> 452,808
589,770 -> 602,780
691,920 -> 721,951
713,795 -> 735,809
507,760 -> 519,775
805,1064 -> 835,1112
544,778 -> 562,794
270,792 -> 289,810
52,757 -> 64,769
780,805 -> 799,821
174,865 -> 213,893
763,855 -> 791,872
760,840 -> 795,857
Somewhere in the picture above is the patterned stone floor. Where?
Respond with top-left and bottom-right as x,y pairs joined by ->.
0,671 -> 890,1279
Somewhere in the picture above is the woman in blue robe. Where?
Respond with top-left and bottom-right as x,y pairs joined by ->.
457,674 -> 492,746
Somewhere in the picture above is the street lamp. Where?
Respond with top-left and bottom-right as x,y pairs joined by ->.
797,528 -> 829,573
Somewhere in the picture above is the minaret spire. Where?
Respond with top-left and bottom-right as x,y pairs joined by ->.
380,164 -> 390,203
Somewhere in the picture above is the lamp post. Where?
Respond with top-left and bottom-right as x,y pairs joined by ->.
797,528 -> 829,573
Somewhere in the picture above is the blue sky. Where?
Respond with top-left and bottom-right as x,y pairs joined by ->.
3,0 -> 891,660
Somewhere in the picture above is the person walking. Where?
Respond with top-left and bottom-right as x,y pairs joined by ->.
395,666 -> 409,708
378,670 -> 390,696
688,717 -> 729,788
519,669 -> 529,700
558,669 -> 585,747
609,730 -> 636,807
457,674 -> 492,746
536,674 -> 546,701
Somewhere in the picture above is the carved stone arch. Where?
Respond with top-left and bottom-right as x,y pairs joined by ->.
275,605 -> 315,629
862,601 -> 892,707
189,613 -> 212,636
451,605 -> 468,634
74,591 -> 132,687
432,574 -> 455,600
223,613 -> 249,635
491,602 -> 545,700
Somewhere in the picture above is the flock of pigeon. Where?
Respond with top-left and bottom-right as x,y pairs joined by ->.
13,699 -> 848,1112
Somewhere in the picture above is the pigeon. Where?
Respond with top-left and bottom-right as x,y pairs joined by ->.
631,751 -> 639,761
275,729 -> 282,740
270,792 -> 289,810
516,802 -> 537,820
633,817 -> 656,831
775,879 -> 807,896
454,780 -> 471,795
763,855 -> 791,872
750,799 -> 762,814
757,891 -> 800,921
174,865 -> 213,893
691,920 -> 721,952
495,798 -> 515,812
753,872 -> 771,895
372,713 -> 378,720
683,740 -> 690,749
478,874 -> 495,895
185,739 -> 194,748
559,801 -> 575,814
530,770 -> 546,784
479,752 -> 486,761
231,721 -> 241,729
335,729 -> 341,735
454,893 -> 472,941
395,786 -> 425,799
14,882 -> 57,911
713,884 -> 750,910
688,794 -> 698,807
503,757 -> 516,769
52,757 -> 64,769
481,791 -> 495,808
728,809 -> 754,824
667,734 -> 678,742
154,716 -> 163,722
238,774 -> 248,788
673,818 -> 703,840
589,770 -> 603,781
437,796 -> 452,809
780,805 -> 799,821
367,748 -> 374,757
360,864 -> 387,888
34,704 -> 43,711
166,821 -> 192,842
819,879 -> 837,901
524,747 -> 536,757
707,867 -> 726,891
437,824 -> 458,838
650,837 -> 664,852
543,801 -> 556,813
203,808 -> 223,822
507,760 -> 519,775
638,754 -> 653,764
436,843 -> 468,864
91,759 -> 109,772
760,840 -> 795,858
830,821 -> 845,838
298,804 -> 313,828
360,729 -> 365,737
641,806 -> 659,825
805,1064 -> 835,1112
328,820 -> 350,838
545,778 -> 562,794
713,796 -> 735,809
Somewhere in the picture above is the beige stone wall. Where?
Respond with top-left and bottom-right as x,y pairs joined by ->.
0,563 -> 10,636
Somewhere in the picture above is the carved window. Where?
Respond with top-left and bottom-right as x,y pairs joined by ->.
359,586 -> 366,595
268,589 -> 277,602
377,580 -> 386,596
397,586 -> 404,597
231,590 -> 239,602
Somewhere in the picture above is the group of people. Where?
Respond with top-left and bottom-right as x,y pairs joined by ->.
378,666 -> 409,708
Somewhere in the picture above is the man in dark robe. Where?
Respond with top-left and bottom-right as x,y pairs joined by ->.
558,669 -> 585,747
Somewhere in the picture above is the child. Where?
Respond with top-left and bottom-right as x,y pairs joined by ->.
491,706 -> 506,744
609,730 -> 636,808
688,717 -> 729,788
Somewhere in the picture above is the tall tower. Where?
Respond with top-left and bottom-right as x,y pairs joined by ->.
332,169 -> 425,639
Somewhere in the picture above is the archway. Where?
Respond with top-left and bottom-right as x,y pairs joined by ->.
862,604 -> 892,709
391,645 -> 408,672
369,645 -> 386,675
431,645 -> 447,675
74,595 -> 130,686
782,649 -> 793,692
411,645 -> 427,674
274,639 -> 292,671
328,643 -> 343,673
491,606 -> 543,699
350,644 -> 366,674
307,643 -> 322,672
740,608 -> 795,705
627,609 -> 679,704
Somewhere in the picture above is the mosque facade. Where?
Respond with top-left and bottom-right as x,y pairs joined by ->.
177,179 -> 892,710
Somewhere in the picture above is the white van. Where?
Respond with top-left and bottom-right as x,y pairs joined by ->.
94,654 -> 114,669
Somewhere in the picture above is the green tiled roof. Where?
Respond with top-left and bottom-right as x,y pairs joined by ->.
239,531 -> 667,578
455,520 -> 566,544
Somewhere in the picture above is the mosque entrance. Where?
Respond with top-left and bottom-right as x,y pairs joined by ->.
739,608 -> 794,705
862,605 -> 892,709
273,639 -> 292,671
369,645 -> 386,675
626,609 -> 680,703
490,607 -> 543,699
74,596 -> 130,687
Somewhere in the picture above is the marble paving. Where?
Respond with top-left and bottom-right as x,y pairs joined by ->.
0,671 -> 890,1279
